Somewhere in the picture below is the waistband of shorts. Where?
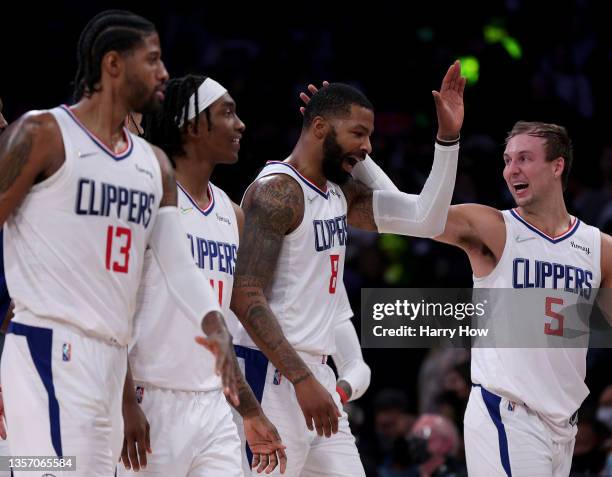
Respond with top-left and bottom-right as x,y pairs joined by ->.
472,383 -> 578,427
234,345 -> 327,365
133,381 -> 222,395
297,350 -> 328,365
10,312 -> 126,348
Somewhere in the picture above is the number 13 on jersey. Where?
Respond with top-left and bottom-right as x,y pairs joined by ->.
105,225 -> 132,273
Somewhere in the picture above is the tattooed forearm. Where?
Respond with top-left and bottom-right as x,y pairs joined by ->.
0,122 -> 34,193
342,178 -> 377,231
232,365 -> 261,418
231,174 -> 312,384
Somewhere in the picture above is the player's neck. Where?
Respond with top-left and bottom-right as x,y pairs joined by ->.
288,138 -> 326,189
175,160 -> 213,208
516,197 -> 571,237
70,95 -> 130,151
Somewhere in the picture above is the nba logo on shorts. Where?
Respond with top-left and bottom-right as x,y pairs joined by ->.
62,343 -> 71,362
135,386 -> 144,404
273,369 -> 282,385
507,401 -> 515,412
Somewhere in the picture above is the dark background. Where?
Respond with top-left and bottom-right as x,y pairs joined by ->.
2,1 -> 612,474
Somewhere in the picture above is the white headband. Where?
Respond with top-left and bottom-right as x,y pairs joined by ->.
178,78 -> 227,127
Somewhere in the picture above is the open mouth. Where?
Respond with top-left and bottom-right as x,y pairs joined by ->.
513,183 -> 529,193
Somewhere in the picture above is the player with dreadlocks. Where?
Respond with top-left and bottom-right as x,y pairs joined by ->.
0,11 -> 240,476
119,74 -> 287,476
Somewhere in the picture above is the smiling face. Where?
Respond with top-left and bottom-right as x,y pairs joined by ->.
321,104 -> 374,185
196,93 -> 245,164
503,133 -> 565,208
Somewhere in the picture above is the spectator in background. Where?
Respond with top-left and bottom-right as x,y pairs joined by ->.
399,414 -> 466,477
570,416 -> 610,475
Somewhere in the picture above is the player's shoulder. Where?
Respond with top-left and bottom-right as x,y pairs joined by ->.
245,172 -> 303,208
0,111 -> 64,167
12,110 -> 61,145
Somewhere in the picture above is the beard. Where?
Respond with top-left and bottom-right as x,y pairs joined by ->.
321,128 -> 352,185
125,74 -> 163,114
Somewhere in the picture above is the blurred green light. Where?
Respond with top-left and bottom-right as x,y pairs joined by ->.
502,37 -> 523,59
384,263 -> 404,285
379,234 -> 408,256
458,56 -> 480,84
484,25 -> 506,44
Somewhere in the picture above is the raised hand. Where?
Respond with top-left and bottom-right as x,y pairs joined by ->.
432,60 -> 466,140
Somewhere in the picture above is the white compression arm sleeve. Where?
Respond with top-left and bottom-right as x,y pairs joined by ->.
148,207 -> 221,332
333,319 -> 371,402
351,154 -> 399,192
362,143 -> 459,237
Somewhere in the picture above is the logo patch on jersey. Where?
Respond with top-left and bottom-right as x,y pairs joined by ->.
307,195 -> 317,203
216,213 -> 232,225
273,368 -> 282,385
329,189 -> 341,198
135,163 -> 154,179
507,401 -> 515,412
135,386 -> 144,404
62,343 -> 71,362
180,206 -> 194,214
515,235 -> 536,243
570,241 -> 590,255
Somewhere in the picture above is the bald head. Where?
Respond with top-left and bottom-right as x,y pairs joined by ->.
411,414 -> 459,457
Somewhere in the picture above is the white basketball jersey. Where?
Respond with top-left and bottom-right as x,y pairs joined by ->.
3,106 -> 162,346
472,209 -> 601,439
232,161 -> 348,355
129,182 -> 239,391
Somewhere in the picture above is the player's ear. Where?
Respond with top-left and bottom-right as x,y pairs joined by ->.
185,118 -> 203,138
552,156 -> 565,180
311,116 -> 328,140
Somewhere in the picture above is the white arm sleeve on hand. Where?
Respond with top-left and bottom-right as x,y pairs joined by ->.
351,154 -> 400,192
333,319 -> 371,401
148,207 -> 221,332
373,142 -> 459,237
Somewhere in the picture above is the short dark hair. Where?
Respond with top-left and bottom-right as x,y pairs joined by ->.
302,83 -> 373,128
506,121 -> 573,190
73,10 -> 156,101
142,75 -> 209,164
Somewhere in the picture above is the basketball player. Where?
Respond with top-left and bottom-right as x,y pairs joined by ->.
230,61 -> 465,476
119,74 -> 286,476
350,120 -> 612,476
299,87 -> 370,406
0,10 -> 239,476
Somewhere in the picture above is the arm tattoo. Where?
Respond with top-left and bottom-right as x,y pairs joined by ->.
232,366 -> 261,418
341,178 -> 377,231
0,122 -> 35,193
231,174 -> 312,384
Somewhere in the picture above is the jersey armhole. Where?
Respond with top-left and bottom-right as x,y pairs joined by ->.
29,114 -> 70,194
473,211 -> 510,283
